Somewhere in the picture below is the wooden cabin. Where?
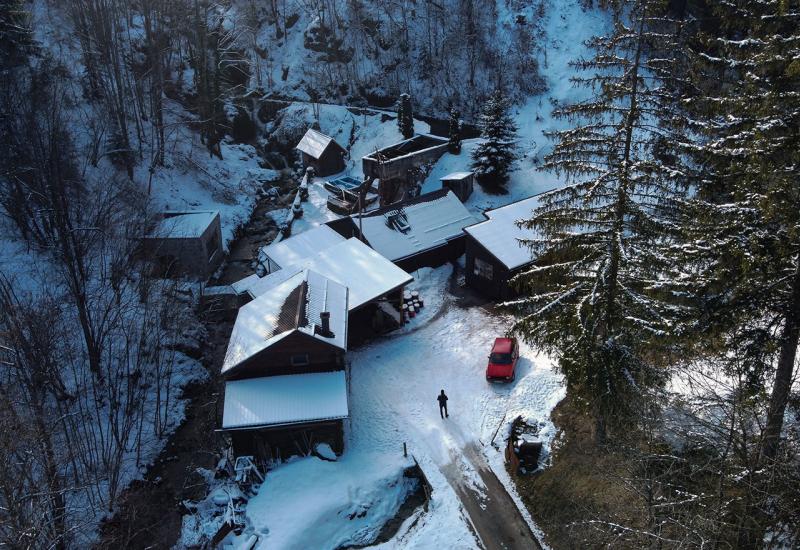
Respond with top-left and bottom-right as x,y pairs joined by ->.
220,270 -> 349,459
362,134 -> 449,205
440,171 -> 474,202
140,210 -> 223,280
463,193 -> 550,300
336,189 -> 476,273
233,237 -> 413,343
296,129 -> 346,177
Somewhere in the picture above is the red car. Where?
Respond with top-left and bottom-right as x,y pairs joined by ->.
486,337 -> 519,382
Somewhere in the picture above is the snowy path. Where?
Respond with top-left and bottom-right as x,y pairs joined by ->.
347,266 -> 562,547
440,433 -> 542,550
386,301 -> 544,550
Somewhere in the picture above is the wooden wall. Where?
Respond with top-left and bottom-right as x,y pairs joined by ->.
464,236 -> 518,301
303,143 -> 346,177
140,213 -> 223,280
395,235 -> 466,273
230,419 -> 345,462
225,331 -> 345,380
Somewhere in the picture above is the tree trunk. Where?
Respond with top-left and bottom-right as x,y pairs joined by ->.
760,261 -> 800,463
34,402 -> 67,550
594,411 -> 607,447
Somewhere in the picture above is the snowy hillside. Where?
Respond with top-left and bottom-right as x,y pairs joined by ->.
5,0 -> 800,547
231,0 -> 548,116
190,2 -> 610,548
423,0 -> 609,212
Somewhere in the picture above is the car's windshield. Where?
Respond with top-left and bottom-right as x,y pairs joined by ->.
490,352 -> 513,364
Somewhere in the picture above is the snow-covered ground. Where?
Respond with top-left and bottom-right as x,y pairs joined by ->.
207,1 -> 607,547
422,0 -> 609,215
200,171 -> 567,549
12,0 -> 607,545
226,265 -> 563,549
141,111 -> 281,249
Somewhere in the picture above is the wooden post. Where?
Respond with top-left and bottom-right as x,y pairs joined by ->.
399,288 -> 405,324
490,411 -> 507,446
403,442 -> 407,457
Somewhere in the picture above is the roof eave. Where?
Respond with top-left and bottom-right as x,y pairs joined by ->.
219,414 -> 349,431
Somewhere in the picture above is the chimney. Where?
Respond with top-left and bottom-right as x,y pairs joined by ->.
317,311 -> 333,338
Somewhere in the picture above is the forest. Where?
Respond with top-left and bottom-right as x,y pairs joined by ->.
0,0 -> 798,548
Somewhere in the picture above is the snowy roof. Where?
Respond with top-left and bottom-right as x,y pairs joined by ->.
464,194 -> 548,270
259,225 -> 345,269
243,238 -> 412,311
353,190 -> 475,262
363,134 -> 448,161
295,129 -> 339,159
440,171 -> 473,181
231,273 -> 261,295
222,371 -> 349,429
222,270 -> 348,375
153,211 -> 218,238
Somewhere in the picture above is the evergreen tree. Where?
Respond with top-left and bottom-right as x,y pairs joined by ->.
677,0 -> 800,467
448,107 -> 462,154
397,92 -> 414,139
511,2 -> 688,444
471,89 -> 518,188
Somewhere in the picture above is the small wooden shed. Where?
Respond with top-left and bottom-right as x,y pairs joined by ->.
223,371 -> 349,460
463,193 -> 550,300
296,129 -> 347,177
440,171 -> 474,202
141,210 -> 223,280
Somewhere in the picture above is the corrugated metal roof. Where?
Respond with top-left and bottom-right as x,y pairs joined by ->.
258,225 -> 345,270
230,273 -> 259,295
354,190 -> 475,262
152,211 -> 218,238
441,171 -> 473,181
362,134 -> 448,161
464,194 -> 547,270
296,128 -> 337,159
222,270 -> 348,375
222,371 -> 349,429
244,238 -> 413,311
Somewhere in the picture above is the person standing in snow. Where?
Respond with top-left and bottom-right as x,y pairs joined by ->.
437,390 -> 449,419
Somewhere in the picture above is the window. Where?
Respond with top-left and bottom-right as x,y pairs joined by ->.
385,210 -> 410,233
489,353 -> 513,364
290,354 -> 310,366
474,257 -> 494,280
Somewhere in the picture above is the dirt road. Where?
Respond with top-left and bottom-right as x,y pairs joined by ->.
440,440 -> 542,550
400,269 -> 543,550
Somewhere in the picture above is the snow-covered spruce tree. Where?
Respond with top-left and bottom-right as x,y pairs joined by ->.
471,89 -> 518,189
677,0 -> 800,469
448,107 -> 462,154
510,3 -> 688,444
397,92 -> 414,139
